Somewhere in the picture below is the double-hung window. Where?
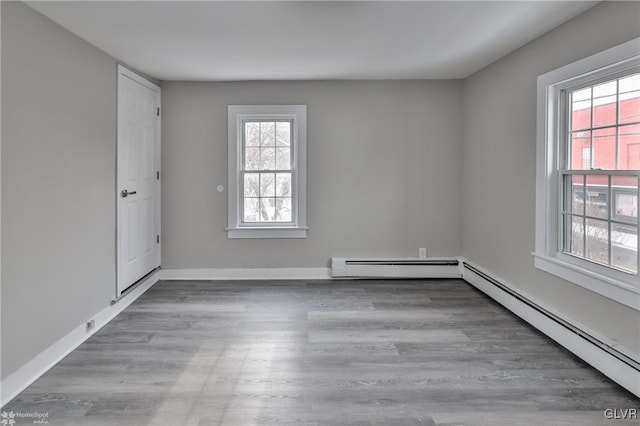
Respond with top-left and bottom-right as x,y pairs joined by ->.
535,38 -> 640,309
227,105 -> 307,239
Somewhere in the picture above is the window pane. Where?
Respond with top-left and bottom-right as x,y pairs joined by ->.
274,198 -> 292,222
619,74 -> 640,94
260,147 -> 275,170
260,122 -> 275,146
244,173 -> 259,197
593,80 -> 617,98
618,124 -> 640,170
585,175 -> 608,219
611,224 -> 638,273
615,193 -> 638,219
593,81 -> 617,128
618,74 -> 640,125
260,173 -> 275,197
260,198 -> 275,221
245,147 -> 260,170
592,127 -> 616,169
585,218 -> 609,265
568,131 -> 591,169
243,198 -> 260,222
245,122 -> 259,147
563,214 -> 584,257
275,173 -> 292,197
614,194 -> 638,223
612,175 -> 638,223
276,147 -> 291,170
582,146 -> 591,170
563,174 -> 584,215
571,87 -> 592,131
276,122 -> 291,146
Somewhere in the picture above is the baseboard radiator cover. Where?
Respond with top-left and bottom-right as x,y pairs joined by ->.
462,261 -> 640,397
331,258 -> 461,279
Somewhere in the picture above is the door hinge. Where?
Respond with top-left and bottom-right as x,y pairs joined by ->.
156,235 -> 160,244
156,171 -> 160,180
157,107 -> 160,117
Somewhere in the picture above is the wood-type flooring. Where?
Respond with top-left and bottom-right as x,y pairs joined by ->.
4,279 -> 638,425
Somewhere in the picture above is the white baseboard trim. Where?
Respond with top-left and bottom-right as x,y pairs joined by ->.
158,267 -> 331,281
461,260 -> 640,398
0,271 -> 159,408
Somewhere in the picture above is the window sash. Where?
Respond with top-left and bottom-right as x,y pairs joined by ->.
558,170 -> 639,274
239,171 -> 295,225
241,119 -> 294,171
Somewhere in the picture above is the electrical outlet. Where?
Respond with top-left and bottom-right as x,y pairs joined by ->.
86,319 -> 95,332
419,248 -> 427,258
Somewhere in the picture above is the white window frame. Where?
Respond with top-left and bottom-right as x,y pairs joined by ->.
535,37 -> 640,310
227,105 -> 307,239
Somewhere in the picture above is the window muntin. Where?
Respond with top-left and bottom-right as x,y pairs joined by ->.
561,73 -> 640,274
241,120 -> 294,224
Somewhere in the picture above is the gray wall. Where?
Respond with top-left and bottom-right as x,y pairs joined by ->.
1,1 -> 119,379
161,80 -> 463,269
462,1 -> 640,356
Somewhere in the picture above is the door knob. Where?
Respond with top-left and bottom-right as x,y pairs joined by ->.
121,189 -> 137,198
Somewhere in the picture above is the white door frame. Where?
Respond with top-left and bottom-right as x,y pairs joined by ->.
116,65 -> 161,297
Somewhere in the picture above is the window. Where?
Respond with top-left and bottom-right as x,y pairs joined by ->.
563,74 -> 640,274
227,105 -> 307,238
535,38 -> 640,310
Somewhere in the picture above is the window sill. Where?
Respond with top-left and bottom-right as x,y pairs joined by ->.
227,227 -> 307,239
532,252 -> 639,311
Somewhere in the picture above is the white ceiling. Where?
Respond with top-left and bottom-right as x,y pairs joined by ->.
26,1 -> 598,81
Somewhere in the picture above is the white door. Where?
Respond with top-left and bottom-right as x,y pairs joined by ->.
117,65 -> 161,295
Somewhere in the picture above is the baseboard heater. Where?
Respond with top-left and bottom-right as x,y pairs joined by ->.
462,261 -> 640,372
331,258 -> 460,278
